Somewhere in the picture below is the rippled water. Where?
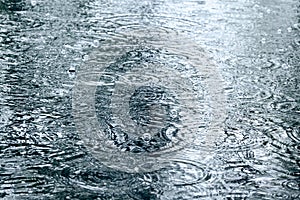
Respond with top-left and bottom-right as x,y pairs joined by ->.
1,0 -> 299,199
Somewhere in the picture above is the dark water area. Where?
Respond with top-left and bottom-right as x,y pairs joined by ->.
0,0 -> 300,199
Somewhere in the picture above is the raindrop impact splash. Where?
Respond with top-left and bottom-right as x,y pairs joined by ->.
72,28 -> 226,173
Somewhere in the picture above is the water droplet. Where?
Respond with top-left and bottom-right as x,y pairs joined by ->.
93,40 -> 100,48
293,23 -> 300,30
31,0 -> 37,6
277,29 -> 282,34
83,55 -> 89,61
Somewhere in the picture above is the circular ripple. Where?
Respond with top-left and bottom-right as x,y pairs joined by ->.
96,51 -> 198,154
286,127 -> 300,143
159,160 -> 211,187
269,101 -> 298,113
72,27 -> 226,173
282,180 -> 300,190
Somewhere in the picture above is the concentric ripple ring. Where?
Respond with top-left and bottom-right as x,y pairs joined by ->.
72,27 -> 226,173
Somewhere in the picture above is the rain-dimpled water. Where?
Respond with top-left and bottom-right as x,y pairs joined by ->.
0,0 -> 299,199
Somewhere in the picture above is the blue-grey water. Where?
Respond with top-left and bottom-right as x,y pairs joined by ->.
0,0 -> 299,199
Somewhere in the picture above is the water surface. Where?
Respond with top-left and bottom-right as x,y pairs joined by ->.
0,0 -> 299,199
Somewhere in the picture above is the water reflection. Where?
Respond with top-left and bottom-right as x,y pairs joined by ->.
0,0 -> 299,199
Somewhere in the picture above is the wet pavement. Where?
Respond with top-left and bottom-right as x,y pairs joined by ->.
0,0 -> 299,199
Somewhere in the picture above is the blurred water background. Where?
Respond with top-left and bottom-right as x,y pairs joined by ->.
0,0 -> 299,199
